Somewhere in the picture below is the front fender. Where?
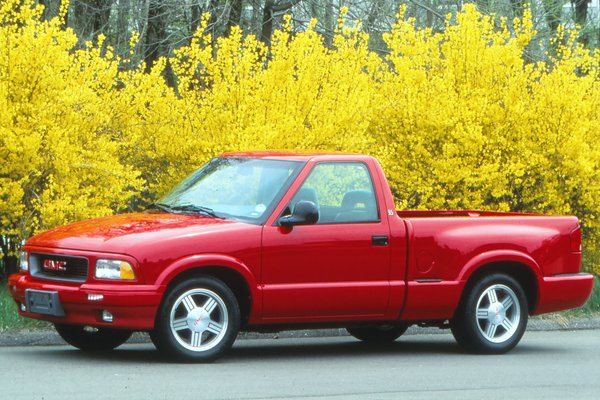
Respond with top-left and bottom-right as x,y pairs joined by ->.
155,253 -> 260,312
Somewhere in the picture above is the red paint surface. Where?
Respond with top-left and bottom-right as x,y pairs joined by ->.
9,153 -> 594,331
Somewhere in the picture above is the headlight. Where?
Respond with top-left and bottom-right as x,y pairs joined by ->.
19,251 -> 29,271
95,259 -> 136,280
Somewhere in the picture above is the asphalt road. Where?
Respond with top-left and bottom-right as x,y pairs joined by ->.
0,330 -> 599,400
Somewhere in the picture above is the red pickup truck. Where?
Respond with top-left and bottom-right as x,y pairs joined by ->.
9,153 -> 594,361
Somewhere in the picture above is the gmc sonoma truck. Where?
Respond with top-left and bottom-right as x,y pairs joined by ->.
8,153 -> 594,361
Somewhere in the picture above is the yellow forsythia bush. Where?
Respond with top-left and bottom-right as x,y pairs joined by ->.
1,2 -> 599,272
0,2 -> 141,239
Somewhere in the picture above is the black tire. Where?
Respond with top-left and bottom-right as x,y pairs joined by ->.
150,276 -> 240,362
451,273 -> 528,354
347,324 -> 408,343
54,324 -> 132,351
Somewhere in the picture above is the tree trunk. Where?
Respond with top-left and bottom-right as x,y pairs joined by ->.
190,1 -> 202,36
542,0 -> 563,36
92,0 -> 113,35
145,0 -> 168,73
573,0 -> 589,45
227,0 -> 244,34
72,0 -> 113,44
207,0 -> 220,44
365,0 -> 385,34
0,235 -> 20,281
261,0 -> 275,45
39,0 -> 59,21
426,0 -> 433,28
72,1 -> 89,41
116,0 -> 131,52
323,0 -> 334,46
251,0 -> 262,36
309,0 -> 319,21
260,0 -> 300,45
573,0 -> 589,25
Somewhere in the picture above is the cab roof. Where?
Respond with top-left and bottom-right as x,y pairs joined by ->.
220,151 -> 374,163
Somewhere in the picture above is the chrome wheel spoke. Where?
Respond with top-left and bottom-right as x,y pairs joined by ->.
191,331 -> 202,348
203,298 -> 218,314
501,296 -> 514,311
172,318 -> 188,332
206,321 -> 223,335
477,309 -> 488,319
501,318 -> 514,332
485,322 -> 498,339
487,289 -> 498,304
182,295 -> 197,312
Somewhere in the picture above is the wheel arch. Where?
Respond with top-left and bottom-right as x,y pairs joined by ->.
458,258 -> 540,314
156,255 -> 258,327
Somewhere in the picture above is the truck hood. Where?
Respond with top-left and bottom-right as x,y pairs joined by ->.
25,212 -> 243,255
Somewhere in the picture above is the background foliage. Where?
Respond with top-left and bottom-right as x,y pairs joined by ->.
29,0 -> 600,65
1,0 -> 599,277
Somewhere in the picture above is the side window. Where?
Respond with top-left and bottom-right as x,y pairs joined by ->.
288,162 -> 379,224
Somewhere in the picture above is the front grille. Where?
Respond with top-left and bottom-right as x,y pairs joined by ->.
30,253 -> 89,282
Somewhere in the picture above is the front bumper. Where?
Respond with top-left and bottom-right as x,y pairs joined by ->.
8,273 -> 164,330
534,272 -> 595,314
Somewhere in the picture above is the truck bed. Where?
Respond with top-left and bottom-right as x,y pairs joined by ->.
397,210 -> 540,218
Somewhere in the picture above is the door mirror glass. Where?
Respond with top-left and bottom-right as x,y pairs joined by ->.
279,200 -> 319,227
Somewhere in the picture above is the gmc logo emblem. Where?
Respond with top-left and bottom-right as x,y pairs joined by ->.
43,259 -> 67,272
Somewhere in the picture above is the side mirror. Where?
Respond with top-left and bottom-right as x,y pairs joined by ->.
279,200 -> 319,227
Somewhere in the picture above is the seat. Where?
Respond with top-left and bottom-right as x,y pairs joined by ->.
290,187 -> 319,212
334,190 -> 378,222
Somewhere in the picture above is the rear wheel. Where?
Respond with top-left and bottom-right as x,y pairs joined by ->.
347,324 -> 408,343
451,273 -> 528,354
54,324 -> 132,351
151,276 -> 240,362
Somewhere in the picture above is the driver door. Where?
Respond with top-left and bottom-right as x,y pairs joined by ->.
260,161 -> 391,321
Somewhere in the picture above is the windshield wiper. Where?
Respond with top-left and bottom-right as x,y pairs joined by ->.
148,203 -> 172,213
148,202 -> 223,218
167,204 -> 223,218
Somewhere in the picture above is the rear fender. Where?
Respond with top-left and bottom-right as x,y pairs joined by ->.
458,250 -> 543,283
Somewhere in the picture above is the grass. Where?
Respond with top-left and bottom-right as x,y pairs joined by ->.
561,275 -> 600,316
0,285 -> 50,332
587,276 -> 600,310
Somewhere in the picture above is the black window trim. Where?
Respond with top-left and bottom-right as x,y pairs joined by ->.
274,160 -> 382,226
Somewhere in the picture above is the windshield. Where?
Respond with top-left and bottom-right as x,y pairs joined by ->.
156,157 -> 303,223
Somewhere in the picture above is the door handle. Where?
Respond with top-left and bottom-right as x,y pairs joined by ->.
371,235 -> 389,246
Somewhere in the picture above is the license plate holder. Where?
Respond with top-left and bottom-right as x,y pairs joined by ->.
25,289 -> 66,317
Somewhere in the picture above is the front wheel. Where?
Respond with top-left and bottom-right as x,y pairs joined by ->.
150,276 -> 240,362
347,324 -> 408,343
451,273 -> 528,354
54,324 -> 132,351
